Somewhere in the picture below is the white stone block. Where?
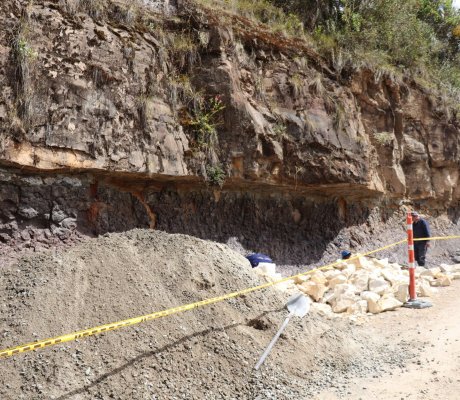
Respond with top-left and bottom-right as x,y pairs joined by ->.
332,292 -> 358,313
333,283 -> 357,296
356,256 -> 376,270
321,289 -> 335,304
367,297 -> 382,314
350,270 -> 370,292
394,283 -> 409,303
369,278 -> 390,295
298,281 -> 328,302
381,269 -> 406,285
388,263 -> 402,271
372,258 -> 389,268
418,280 -> 437,297
293,275 -> 310,284
440,264 -> 454,273
430,274 -> 452,287
378,295 -> 403,312
369,270 -> 383,280
452,272 -> 460,280
415,267 -> 427,277
360,291 -> 380,302
420,267 -> 440,278
255,262 -> 277,275
335,260 -> 349,270
342,264 -> 357,277
324,269 -> 342,280
347,300 -> 368,314
328,274 -> 348,289
311,271 -> 327,285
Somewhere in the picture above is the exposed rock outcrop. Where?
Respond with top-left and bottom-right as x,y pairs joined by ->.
0,0 -> 459,259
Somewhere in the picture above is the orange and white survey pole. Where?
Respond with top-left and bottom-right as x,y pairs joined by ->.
407,212 -> 416,300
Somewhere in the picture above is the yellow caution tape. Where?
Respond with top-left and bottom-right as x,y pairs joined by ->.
413,235 -> 460,242
0,237 -> 435,360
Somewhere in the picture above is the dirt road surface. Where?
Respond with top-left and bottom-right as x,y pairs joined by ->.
316,281 -> 460,400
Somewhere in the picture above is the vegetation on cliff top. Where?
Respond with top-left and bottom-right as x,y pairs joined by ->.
200,0 -> 460,97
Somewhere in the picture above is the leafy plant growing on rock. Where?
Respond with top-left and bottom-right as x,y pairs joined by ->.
290,73 -> 303,96
308,73 -> 325,96
184,95 -> 225,155
168,74 -> 196,112
12,13 -> 38,132
170,32 -> 198,72
373,131 -> 393,146
206,165 -> 226,187
273,122 -> 287,140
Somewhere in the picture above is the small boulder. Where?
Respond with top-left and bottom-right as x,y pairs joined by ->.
361,291 -> 381,314
452,272 -> 460,280
381,269 -> 407,286
311,271 -> 327,285
321,289 -> 335,304
350,270 -> 370,292
18,207 -> 39,219
418,280 -> 437,297
347,300 -> 368,314
415,267 -> 427,277
342,264 -> 357,278
293,275 -> 310,284
332,291 -> 358,313
420,267 -> 441,278
299,281 -> 328,302
360,291 -> 380,302
328,274 -> 347,289
369,278 -> 390,295
324,269 -> 342,280
372,258 -> 389,268
394,283 -> 409,303
440,264 -> 454,273
430,274 -> 452,287
333,283 -> 357,296
378,295 -> 403,312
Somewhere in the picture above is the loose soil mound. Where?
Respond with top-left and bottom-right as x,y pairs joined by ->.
0,230 -> 415,399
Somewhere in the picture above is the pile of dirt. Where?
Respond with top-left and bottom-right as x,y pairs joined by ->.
0,229 -> 416,399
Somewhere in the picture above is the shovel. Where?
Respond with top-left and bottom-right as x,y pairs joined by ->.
254,294 -> 310,370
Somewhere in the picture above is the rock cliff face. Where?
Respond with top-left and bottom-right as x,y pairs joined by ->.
0,0 -> 459,262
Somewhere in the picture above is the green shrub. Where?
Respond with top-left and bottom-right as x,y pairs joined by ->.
206,165 -> 226,187
273,122 -> 287,140
373,132 -> 393,146
184,96 -> 225,154
195,0 -> 304,37
12,16 -> 38,131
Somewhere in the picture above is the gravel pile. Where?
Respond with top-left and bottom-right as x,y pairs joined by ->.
0,229 -> 417,399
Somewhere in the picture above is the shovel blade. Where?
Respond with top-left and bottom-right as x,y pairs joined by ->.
286,293 -> 310,318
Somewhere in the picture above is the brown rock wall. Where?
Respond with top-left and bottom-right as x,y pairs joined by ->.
0,0 -> 459,256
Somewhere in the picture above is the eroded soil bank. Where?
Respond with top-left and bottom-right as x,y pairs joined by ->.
3,168 -> 460,270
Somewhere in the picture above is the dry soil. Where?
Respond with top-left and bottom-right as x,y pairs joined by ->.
0,229 -> 457,399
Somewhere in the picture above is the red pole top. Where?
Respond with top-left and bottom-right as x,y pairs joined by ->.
407,212 -> 412,225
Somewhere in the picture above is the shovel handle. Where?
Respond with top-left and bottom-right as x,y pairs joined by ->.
254,314 -> 292,370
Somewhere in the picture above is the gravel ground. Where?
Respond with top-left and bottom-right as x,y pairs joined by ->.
0,229 -> 419,399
